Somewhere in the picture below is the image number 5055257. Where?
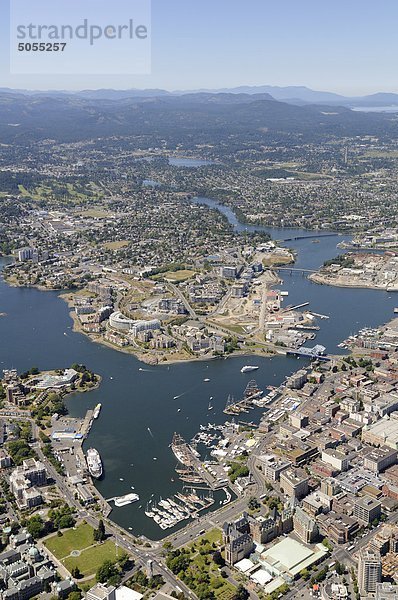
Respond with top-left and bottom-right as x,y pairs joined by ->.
18,42 -> 67,51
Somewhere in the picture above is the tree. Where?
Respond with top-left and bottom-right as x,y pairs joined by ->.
248,496 -> 260,511
26,515 -> 45,539
212,551 -> 225,567
335,561 -> 345,575
232,585 -> 249,600
71,566 -> 82,579
322,538 -> 333,551
94,519 -> 106,542
96,560 -> 118,583
67,592 -> 81,600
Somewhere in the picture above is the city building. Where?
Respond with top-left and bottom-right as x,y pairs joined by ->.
286,369 -> 307,390
248,507 -> 292,544
302,491 -> 331,517
293,506 -> 319,543
280,468 -> 309,499
362,414 -> 398,450
317,511 -> 359,545
86,583 -> 116,600
376,583 -> 398,599
17,247 -> 34,262
364,447 -> 397,474
358,547 -> 382,595
353,496 -> 382,525
9,460 -> 46,509
222,513 -> 253,566
321,582 -> 348,600
256,454 -> 291,481
321,448 -> 350,472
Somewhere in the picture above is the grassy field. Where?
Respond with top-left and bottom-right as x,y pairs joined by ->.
44,523 -> 94,559
197,528 -> 222,545
80,209 -> 113,219
103,240 -> 130,250
364,149 -> 398,158
262,254 -> 293,267
63,540 -> 120,577
155,269 -> 196,282
18,181 -> 103,204
44,523 -> 119,578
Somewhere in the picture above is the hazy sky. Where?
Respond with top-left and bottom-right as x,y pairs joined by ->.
1,0 -> 398,94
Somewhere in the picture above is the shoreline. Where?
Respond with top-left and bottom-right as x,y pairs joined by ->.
0,267 -> 281,366
60,291 -> 279,366
67,306 -> 278,365
308,272 -> 398,292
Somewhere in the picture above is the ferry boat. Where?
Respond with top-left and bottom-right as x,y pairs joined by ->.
241,365 -> 259,373
114,493 -> 139,507
93,403 -> 101,419
86,448 -> 103,479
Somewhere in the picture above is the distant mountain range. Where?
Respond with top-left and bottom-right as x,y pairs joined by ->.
0,89 -> 397,145
1,85 -> 398,106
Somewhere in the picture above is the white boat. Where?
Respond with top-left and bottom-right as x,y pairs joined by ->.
114,493 -> 139,507
241,365 -> 259,373
86,448 -> 103,479
203,378 -> 210,382
93,403 -> 101,419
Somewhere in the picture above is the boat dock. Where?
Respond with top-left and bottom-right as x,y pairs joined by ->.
172,433 -> 227,490
223,380 -> 263,416
80,409 -> 95,438
144,488 -> 219,531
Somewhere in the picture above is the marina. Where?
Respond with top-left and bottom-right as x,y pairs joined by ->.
144,488 -> 218,530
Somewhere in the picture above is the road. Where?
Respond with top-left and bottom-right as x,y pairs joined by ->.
167,282 -> 197,319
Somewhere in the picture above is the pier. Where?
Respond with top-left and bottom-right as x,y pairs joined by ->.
80,409 -> 94,437
282,301 -> 310,312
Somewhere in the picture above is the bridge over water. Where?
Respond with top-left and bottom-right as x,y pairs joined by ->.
275,267 -> 317,274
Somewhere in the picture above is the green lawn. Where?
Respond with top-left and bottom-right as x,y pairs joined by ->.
63,540 -> 120,577
44,523 -> 95,559
197,528 -> 222,546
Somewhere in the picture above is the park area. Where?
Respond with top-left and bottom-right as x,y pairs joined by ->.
44,522 -> 120,579
166,528 -> 237,600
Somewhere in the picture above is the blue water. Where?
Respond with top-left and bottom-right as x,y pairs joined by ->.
0,201 -> 396,539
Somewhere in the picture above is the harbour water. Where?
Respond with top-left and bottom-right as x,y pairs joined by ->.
0,201 -> 397,539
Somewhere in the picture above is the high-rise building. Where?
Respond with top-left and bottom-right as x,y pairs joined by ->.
293,506 -> 318,543
358,547 -> 382,594
280,468 -> 309,499
354,496 -> 381,525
